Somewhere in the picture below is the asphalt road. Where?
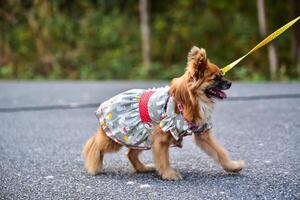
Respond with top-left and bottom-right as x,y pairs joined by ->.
0,81 -> 299,200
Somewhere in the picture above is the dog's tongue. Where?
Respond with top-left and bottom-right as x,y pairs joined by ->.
212,88 -> 227,99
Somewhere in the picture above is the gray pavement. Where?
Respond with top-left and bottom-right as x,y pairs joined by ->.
0,81 -> 299,200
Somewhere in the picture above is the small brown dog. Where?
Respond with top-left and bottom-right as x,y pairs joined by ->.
83,46 -> 244,180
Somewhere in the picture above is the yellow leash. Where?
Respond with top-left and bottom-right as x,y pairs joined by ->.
220,16 -> 300,76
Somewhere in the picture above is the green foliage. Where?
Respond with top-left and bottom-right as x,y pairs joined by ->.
0,0 -> 299,80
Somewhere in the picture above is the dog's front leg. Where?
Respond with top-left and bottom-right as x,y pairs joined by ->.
194,129 -> 244,172
151,128 -> 182,180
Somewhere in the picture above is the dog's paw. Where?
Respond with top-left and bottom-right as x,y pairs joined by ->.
86,168 -> 101,176
135,163 -> 156,173
144,163 -> 156,171
85,162 -> 103,176
224,160 -> 245,173
161,169 -> 182,181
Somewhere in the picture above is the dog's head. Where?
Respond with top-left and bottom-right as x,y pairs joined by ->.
186,46 -> 231,101
170,46 -> 231,121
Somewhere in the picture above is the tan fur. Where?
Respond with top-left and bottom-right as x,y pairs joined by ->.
82,46 -> 244,180
82,128 -> 122,175
127,149 -> 155,172
194,130 -> 244,172
151,126 -> 182,180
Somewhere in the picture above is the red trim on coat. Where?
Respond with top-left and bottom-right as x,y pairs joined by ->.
139,90 -> 155,123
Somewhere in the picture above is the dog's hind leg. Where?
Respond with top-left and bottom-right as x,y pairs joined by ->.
194,130 -> 244,173
83,128 -> 122,175
127,149 -> 155,173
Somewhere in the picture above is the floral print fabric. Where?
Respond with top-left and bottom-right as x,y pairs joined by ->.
95,86 -> 212,149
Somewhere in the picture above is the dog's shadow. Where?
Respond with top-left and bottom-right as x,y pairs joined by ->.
84,167 -> 246,185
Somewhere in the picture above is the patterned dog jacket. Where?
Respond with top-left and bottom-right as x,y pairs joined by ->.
95,86 -> 212,149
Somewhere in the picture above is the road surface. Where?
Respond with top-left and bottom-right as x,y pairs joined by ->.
0,81 -> 299,200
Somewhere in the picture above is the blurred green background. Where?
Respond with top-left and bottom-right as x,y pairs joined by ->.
0,0 -> 299,81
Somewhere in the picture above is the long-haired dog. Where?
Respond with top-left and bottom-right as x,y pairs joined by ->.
83,46 -> 244,180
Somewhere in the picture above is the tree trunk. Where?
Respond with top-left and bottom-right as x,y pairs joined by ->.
297,49 -> 300,78
288,0 -> 300,78
257,0 -> 279,80
288,0 -> 298,60
139,0 -> 151,71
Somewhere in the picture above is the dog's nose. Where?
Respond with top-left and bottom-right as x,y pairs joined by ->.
226,81 -> 232,88
220,80 -> 231,90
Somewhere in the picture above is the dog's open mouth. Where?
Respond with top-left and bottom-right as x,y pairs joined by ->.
205,87 -> 227,99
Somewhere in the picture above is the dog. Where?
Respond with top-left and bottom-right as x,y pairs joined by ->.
83,46 -> 244,180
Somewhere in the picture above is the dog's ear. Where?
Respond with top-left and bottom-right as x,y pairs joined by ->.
187,46 -> 207,80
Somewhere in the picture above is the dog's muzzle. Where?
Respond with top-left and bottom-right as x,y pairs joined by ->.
217,79 -> 232,90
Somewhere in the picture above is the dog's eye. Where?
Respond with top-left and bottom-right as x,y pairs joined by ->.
213,75 -> 221,81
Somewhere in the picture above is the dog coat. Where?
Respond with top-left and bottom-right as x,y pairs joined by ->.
95,86 -> 212,149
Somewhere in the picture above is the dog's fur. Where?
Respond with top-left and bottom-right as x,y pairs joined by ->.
83,46 -> 244,180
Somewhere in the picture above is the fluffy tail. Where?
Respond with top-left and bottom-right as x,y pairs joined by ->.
82,132 -> 103,175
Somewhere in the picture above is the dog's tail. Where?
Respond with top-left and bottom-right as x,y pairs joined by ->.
82,128 -> 121,175
82,129 -> 104,175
